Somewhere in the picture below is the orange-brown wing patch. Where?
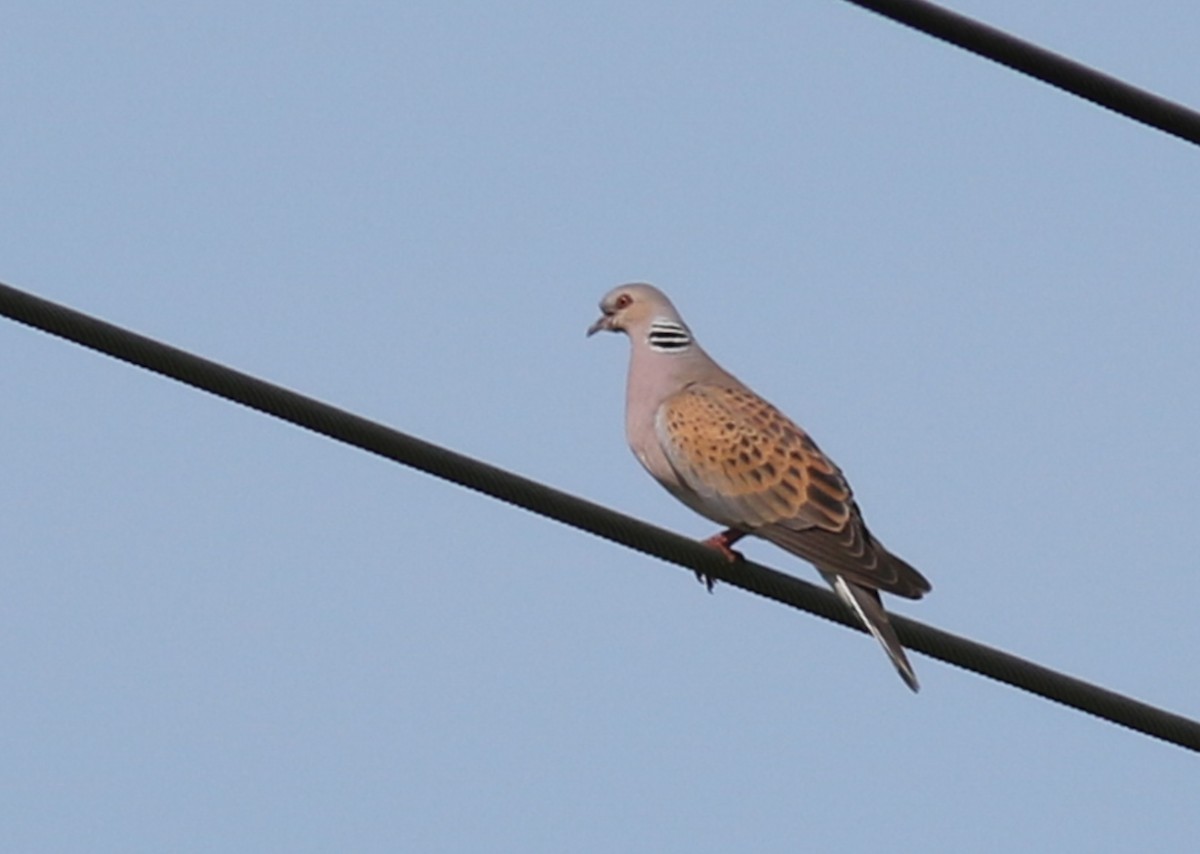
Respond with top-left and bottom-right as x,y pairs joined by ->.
655,384 -> 853,531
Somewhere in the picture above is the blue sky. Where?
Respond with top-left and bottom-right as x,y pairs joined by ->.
2,2 -> 1198,851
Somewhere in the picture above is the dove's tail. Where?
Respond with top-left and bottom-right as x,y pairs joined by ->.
824,572 -> 920,692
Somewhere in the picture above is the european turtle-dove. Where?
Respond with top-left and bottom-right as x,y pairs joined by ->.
589,283 -> 931,691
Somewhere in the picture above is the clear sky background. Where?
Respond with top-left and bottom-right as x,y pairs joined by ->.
2,2 -> 1198,851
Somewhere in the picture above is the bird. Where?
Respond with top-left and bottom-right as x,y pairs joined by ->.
588,283 -> 931,691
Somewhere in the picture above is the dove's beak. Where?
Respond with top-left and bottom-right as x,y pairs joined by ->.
587,313 -> 612,337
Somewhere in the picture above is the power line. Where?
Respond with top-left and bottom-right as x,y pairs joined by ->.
843,0 -> 1200,147
2,280 -> 1197,754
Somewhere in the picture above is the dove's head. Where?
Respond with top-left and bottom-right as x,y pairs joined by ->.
587,284 -> 692,349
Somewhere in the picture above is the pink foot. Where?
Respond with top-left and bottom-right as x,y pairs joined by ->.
697,528 -> 747,591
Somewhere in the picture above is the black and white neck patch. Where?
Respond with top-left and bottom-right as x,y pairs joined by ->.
646,318 -> 692,352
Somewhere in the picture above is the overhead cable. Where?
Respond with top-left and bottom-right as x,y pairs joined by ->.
1,280 -> 1197,754
844,0 -> 1200,146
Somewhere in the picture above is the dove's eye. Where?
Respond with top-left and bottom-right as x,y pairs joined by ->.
615,293 -> 633,309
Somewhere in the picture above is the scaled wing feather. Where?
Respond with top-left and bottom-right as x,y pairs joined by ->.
655,383 -> 929,598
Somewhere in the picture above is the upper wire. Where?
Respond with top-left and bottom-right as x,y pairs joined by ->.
844,0 -> 1200,146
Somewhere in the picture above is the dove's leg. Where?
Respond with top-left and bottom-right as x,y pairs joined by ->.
696,528 -> 747,591
702,528 -> 746,559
